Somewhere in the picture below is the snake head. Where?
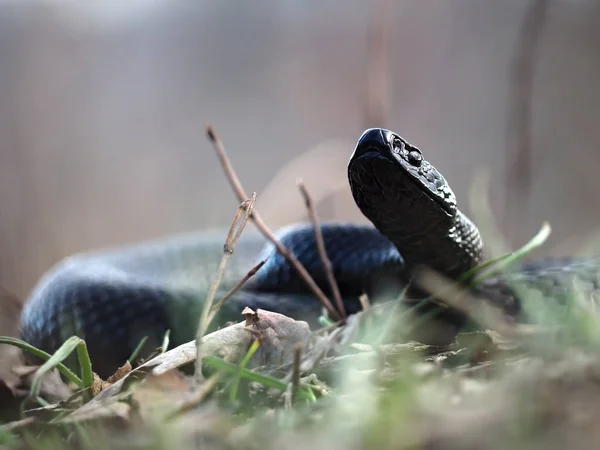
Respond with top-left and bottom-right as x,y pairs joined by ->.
349,128 -> 457,216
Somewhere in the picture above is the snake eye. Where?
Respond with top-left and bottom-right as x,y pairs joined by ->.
392,136 -> 423,167
407,149 -> 423,166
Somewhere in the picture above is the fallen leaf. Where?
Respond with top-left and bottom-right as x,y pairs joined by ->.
131,371 -> 193,422
57,399 -> 131,426
141,320 -> 252,376
106,361 -> 133,384
243,309 -> 312,369
12,365 -> 72,404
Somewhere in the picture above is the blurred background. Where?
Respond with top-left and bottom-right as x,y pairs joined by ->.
1,0 -> 600,341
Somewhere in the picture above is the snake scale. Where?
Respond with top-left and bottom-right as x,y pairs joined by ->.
19,128 -> 600,378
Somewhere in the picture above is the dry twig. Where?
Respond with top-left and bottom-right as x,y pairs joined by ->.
195,195 -> 257,379
292,342 -> 302,401
297,179 -> 346,320
207,259 -> 268,324
206,124 -> 341,321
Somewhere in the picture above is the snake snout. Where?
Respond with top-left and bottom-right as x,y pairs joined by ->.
349,128 -> 393,162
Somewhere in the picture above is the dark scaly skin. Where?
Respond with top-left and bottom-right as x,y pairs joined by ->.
475,256 -> 600,322
348,128 -> 483,279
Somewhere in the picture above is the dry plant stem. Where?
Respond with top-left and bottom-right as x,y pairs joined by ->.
228,195 -> 256,252
206,124 -> 341,321
199,194 -> 256,336
207,259 -> 268,324
165,372 -> 224,421
292,343 -> 302,400
195,195 -> 256,379
297,179 -> 346,320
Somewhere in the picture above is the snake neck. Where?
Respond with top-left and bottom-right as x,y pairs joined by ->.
424,210 -> 484,278
372,208 -> 483,280
348,128 -> 484,281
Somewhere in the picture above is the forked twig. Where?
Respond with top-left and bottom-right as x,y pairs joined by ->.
206,124 -> 341,321
297,179 -> 346,320
195,194 -> 257,378
207,258 -> 268,324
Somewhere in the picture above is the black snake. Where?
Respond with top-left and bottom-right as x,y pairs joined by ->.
19,128 -> 600,377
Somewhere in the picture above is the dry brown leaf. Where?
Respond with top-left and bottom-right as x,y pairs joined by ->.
91,373 -> 105,397
139,309 -> 313,380
12,365 -> 73,404
57,399 -> 131,426
242,309 -> 312,369
141,320 -> 253,376
131,371 -> 193,422
83,365 -> 149,407
92,361 -> 135,395
106,361 -> 133,384
21,389 -> 86,422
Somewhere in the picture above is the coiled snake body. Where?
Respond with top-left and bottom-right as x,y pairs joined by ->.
19,128 -> 600,377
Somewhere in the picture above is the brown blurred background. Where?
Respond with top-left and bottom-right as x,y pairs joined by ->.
1,0 -> 600,340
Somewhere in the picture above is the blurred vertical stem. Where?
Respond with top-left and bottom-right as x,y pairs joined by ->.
364,0 -> 395,129
504,0 -> 550,245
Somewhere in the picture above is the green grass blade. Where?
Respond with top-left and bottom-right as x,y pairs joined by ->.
0,336 -> 82,387
229,338 -> 260,402
202,356 -> 316,402
127,336 -> 148,364
30,336 -> 94,401
466,222 -> 552,285
75,340 -> 94,390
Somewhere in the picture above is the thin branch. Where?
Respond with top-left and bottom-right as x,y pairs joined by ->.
195,194 -> 257,379
291,342 -> 302,401
207,258 -> 268,324
504,0 -> 550,244
297,179 -> 346,320
206,124 -> 341,322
